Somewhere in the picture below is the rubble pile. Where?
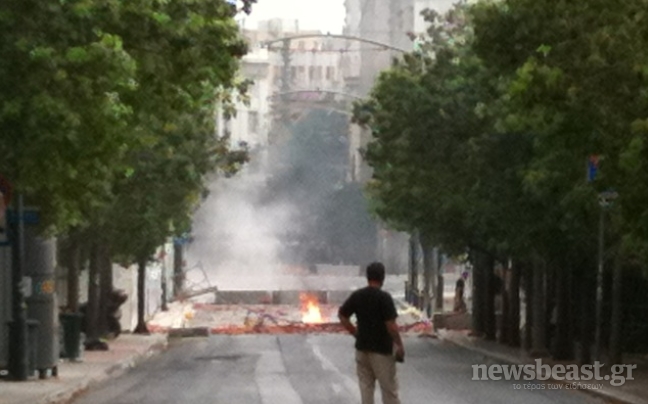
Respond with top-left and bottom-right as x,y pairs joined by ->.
148,300 -> 433,336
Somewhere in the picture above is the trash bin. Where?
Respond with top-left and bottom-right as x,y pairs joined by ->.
5,320 -> 38,378
23,224 -> 59,377
59,313 -> 83,360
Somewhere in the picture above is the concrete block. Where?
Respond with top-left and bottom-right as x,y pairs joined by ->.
214,291 -> 272,305
433,312 -> 472,331
272,290 -> 328,305
168,327 -> 210,338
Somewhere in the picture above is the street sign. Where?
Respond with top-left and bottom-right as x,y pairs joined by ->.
6,209 -> 40,225
587,155 -> 600,182
598,189 -> 619,208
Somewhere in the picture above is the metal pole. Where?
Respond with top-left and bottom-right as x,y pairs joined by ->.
279,39 -> 291,125
173,242 -> 184,299
8,194 -> 28,380
594,206 -> 604,360
161,247 -> 168,311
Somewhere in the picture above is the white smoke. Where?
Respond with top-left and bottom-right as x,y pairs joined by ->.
185,164 -> 301,291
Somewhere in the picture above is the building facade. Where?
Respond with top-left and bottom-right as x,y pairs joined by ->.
226,19 -> 347,152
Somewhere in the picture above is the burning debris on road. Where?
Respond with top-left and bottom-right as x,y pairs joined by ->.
148,294 -> 433,336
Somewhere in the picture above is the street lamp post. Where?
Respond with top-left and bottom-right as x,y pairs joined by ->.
8,194 -> 28,380
594,189 -> 617,361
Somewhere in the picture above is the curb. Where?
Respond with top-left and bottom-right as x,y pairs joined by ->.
437,332 -> 642,404
168,327 -> 210,338
40,336 -> 169,404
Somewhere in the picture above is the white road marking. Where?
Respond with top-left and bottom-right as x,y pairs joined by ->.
255,351 -> 303,404
309,337 -> 360,401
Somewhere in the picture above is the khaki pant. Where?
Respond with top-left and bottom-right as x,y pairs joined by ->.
355,350 -> 401,404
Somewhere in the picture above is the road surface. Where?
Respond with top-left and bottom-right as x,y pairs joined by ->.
72,334 -> 604,404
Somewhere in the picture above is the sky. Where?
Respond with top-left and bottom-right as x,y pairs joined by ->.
237,0 -> 346,34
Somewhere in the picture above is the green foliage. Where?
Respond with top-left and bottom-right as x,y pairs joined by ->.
98,0 -> 249,262
471,0 -> 648,259
0,0 -> 137,229
356,0 -> 648,353
0,0 -> 251,262
355,1 -> 505,254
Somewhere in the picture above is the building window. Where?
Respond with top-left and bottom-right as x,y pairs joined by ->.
326,66 -> 335,80
309,66 -> 316,80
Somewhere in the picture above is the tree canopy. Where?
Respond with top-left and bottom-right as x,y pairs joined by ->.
354,0 -> 648,356
0,0 -> 251,262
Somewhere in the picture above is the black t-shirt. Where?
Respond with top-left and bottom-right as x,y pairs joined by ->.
338,286 -> 398,355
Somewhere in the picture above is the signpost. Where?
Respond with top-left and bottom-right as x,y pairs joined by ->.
594,189 -> 618,361
0,175 -> 12,246
0,173 -> 29,380
0,191 -> 6,246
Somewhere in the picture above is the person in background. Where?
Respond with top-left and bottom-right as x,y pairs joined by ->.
454,278 -> 467,313
338,262 -> 404,404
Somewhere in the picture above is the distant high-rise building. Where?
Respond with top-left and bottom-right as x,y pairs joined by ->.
225,19 -> 346,152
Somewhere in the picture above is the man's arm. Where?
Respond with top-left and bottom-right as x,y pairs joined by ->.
338,312 -> 357,337
386,319 -> 404,361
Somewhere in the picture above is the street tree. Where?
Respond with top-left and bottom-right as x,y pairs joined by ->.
94,0 -> 250,335
471,0 -> 648,360
0,0 -> 137,230
354,2 -> 510,336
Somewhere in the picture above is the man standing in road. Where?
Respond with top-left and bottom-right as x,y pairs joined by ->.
338,262 -> 404,404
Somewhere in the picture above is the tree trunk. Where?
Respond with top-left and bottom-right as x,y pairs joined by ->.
499,263 -> 510,344
509,259 -> 521,347
578,260 -> 595,364
85,240 -> 102,348
484,253 -> 496,341
530,254 -> 549,357
65,232 -> 81,313
471,249 -> 485,337
523,261 -> 533,352
435,248 -> 444,311
420,236 -> 434,318
161,264 -> 169,312
173,242 -> 184,299
608,254 -> 623,364
133,258 -> 149,334
594,209 -> 605,361
552,258 -> 574,360
98,242 -> 113,338
408,234 -> 419,307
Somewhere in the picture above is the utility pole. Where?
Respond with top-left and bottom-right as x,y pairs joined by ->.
8,194 -> 28,380
279,38 -> 292,126
594,189 -> 618,361
594,205 -> 605,361
173,240 -> 184,299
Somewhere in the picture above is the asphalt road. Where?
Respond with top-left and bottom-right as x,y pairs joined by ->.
72,334 -> 604,404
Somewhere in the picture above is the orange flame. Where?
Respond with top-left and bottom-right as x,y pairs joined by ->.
300,294 -> 323,323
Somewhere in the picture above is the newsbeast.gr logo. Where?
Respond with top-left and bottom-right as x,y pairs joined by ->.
472,360 -> 637,387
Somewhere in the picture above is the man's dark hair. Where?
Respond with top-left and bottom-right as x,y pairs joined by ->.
366,262 -> 386,283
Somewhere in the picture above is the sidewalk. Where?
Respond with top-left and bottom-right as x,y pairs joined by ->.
438,329 -> 648,404
0,333 -> 167,404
